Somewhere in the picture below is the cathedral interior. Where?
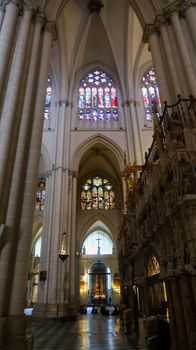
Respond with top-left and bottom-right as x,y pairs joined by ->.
0,0 -> 196,349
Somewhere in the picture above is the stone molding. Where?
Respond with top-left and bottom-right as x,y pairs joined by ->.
71,170 -> 78,178
58,99 -> 73,107
124,99 -> 140,107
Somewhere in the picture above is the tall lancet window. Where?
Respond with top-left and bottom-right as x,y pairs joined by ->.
78,69 -> 118,124
44,76 -> 52,120
141,68 -> 161,122
81,176 -> 115,210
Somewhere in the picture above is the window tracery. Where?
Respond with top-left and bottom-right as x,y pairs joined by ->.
141,68 -> 161,122
81,176 -> 115,210
78,69 -> 118,123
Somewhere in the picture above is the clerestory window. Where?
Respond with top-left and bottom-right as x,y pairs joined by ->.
44,76 -> 52,120
78,69 -> 118,123
141,68 -> 161,122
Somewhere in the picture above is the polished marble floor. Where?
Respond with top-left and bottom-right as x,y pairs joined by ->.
32,313 -> 147,350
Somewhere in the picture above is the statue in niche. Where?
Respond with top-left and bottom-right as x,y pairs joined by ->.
147,255 -> 161,277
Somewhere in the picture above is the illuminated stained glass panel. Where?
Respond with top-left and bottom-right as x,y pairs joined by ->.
141,68 -> 161,122
44,76 -> 52,120
36,180 -> 46,211
81,176 -> 115,210
78,69 -> 118,122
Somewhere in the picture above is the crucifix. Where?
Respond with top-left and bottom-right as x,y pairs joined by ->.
96,236 -> 101,255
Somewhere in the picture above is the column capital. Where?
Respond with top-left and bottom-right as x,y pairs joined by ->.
124,98 -> 140,107
71,170 -> 78,178
44,21 -> 57,40
163,0 -> 196,19
142,24 -> 157,43
34,11 -> 45,25
23,0 -> 39,13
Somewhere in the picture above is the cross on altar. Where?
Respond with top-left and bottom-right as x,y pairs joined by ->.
96,236 -> 101,255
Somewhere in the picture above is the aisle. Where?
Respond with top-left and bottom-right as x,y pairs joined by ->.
32,314 -> 147,350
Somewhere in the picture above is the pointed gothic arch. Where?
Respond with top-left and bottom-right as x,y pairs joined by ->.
71,133 -> 124,172
79,215 -> 117,250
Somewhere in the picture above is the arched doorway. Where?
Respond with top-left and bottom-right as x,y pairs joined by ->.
79,221 -> 120,306
88,261 -> 111,305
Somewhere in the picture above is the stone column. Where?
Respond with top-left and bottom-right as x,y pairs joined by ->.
179,275 -> 196,350
69,171 -> 77,301
171,11 -> 196,96
0,0 -> 20,96
128,101 -> 143,164
9,22 -> 55,316
147,28 -> 171,104
0,2 -> 35,214
159,23 -> 181,97
37,170 -> 53,305
185,4 -> 196,49
45,112 -> 68,315
0,8 -> 41,317
123,103 -> 136,163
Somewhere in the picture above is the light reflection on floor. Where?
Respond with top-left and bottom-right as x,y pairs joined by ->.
32,313 -> 147,350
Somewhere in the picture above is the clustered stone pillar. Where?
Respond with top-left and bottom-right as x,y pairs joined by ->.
0,0 -> 20,96
69,172 -> 78,302
144,27 -> 171,105
159,22 -> 181,97
143,1 -> 196,105
185,4 -> 196,49
0,1 -> 56,348
170,11 -> 196,96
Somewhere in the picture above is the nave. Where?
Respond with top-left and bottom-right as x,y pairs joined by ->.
32,313 -> 147,350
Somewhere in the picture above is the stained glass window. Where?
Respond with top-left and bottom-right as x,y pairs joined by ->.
81,176 -> 115,210
36,180 -> 46,211
44,76 -> 52,120
78,69 -> 118,122
141,68 -> 161,122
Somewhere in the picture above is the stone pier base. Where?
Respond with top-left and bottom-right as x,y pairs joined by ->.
0,315 -> 33,350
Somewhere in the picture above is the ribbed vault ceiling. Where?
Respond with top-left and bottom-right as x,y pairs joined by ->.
39,0 -> 170,27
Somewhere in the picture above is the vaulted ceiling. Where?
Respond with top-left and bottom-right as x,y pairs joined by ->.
39,0 -> 170,27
